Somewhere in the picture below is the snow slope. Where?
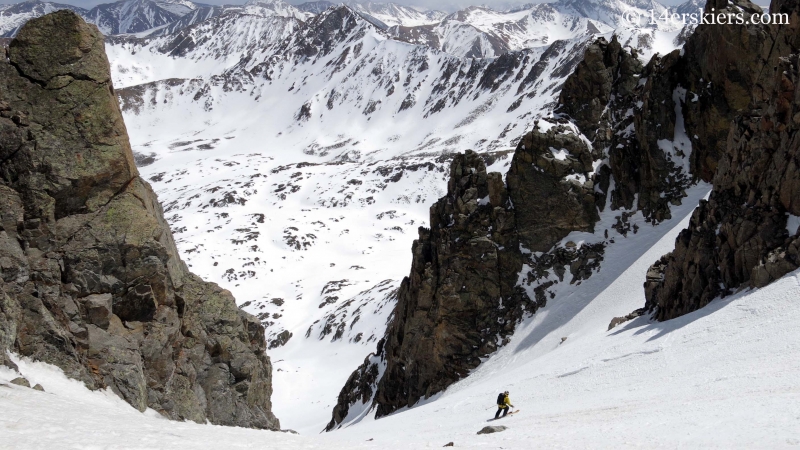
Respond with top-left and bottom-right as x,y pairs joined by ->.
3,187 -> 799,447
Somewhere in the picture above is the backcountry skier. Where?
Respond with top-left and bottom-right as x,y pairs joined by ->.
495,391 -> 514,419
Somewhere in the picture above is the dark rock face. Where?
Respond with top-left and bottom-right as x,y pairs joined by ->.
326,151 -> 537,429
288,6 -> 365,60
507,125 -> 598,252
0,11 -> 279,429
372,152 -> 534,418
642,0 -> 800,321
645,46 -> 800,319
558,36 -> 630,138
558,35 -> 691,223
681,0 -> 786,181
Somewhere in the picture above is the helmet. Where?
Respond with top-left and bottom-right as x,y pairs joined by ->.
504,391 -> 509,395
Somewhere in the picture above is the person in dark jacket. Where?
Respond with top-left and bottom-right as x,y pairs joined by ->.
495,391 -> 514,419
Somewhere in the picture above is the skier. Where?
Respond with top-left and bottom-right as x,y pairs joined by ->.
495,391 -> 514,419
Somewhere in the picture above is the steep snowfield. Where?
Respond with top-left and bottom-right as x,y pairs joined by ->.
3,189 -> 800,447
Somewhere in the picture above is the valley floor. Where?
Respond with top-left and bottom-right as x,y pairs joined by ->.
2,199 -> 800,449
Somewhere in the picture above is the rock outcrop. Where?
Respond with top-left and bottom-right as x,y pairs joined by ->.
680,0 -> 787,181
644,0 -> 800,320
326,151 -> 536,428
0,11 -> 279,429
507,125 -> 599,252
328,0 -> 800,430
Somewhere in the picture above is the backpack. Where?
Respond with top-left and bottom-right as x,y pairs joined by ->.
496,393 -> 505,405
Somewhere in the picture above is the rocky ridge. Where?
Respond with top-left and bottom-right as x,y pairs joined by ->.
326,151 -> 535,428
325,0 -> 800,430
643,0 -> 800,320
0,11 -> 279,429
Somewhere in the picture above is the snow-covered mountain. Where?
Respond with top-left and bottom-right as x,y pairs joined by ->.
0,0 -> 199,36
141,4 -> 226,37
0,0 -> 692,46
296,0 -> 335,15
386,0 -> 688,59
345,1 -> 446,27
243,0 -> 312,19
390,4 -> 612,58
0,0 -> 308,36
83,0 -> 188,35
0,0 -> 85,36
557,0 -> 667,26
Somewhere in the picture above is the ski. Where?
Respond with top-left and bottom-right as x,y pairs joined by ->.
488,409 -> 519,421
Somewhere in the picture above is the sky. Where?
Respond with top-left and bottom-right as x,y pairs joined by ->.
0,0 -> 689,11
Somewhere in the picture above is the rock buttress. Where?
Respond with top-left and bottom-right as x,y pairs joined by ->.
325,151 -> 535,429
644,0 -> 800,320
645,54 -> 800,320
0,11 -> 279,429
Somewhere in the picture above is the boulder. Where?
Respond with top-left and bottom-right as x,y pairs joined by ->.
477,425 -> 507,435
10,377 -> 30,388
79,294 -> 112,329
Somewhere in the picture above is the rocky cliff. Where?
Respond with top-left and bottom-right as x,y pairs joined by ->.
0,11 -> 279,429
326,151 -> 536,427
327,0 -> 800,430
644,0 -> 800,320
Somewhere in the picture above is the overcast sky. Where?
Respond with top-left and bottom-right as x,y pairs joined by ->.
0,0 -> 687,12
